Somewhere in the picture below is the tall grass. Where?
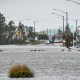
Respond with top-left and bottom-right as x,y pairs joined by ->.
9,64 -> 34,78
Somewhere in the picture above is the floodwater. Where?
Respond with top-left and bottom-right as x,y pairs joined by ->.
0,44 -> 80,80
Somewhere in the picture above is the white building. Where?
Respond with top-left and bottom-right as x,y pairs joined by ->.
76,26 -> 80,47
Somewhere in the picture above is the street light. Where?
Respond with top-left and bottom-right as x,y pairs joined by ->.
69,19 -> 78,45
52,12 -> 65,40
66,0 -> 80,46
67,0 -> 80,5
28,19 -> 42,40
21,18 -> 42,40
34,19 -> 43,40
68,18 -> 78,33
20,18 -> 41,40
33,19 -> 41,32
69,19 -> 78,29
53,9 -> 68,28
19,19 -> 30,24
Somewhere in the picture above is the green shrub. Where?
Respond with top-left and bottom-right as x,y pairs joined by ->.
9,64 -> 34,78
31,40 -> 41,45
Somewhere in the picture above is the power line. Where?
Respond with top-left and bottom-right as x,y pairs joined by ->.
67,0 -> 80,5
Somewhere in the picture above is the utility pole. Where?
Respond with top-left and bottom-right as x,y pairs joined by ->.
76,19 -> 78,45
66,12 -> 68,27
34,21 -> 35,40
76,19 -> 78,29
76,19 -> 78,40
63,16 -> 65,39
67,0 -> 80,47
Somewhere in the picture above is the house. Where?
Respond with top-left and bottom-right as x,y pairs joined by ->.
76,26 -> 80,47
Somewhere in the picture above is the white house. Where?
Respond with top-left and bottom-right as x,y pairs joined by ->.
76,26 -> 80,47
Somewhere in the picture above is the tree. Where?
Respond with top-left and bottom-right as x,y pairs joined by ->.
57,29 -> 62,34
65,24 -> 71,34
0,13 -> 5,44
57,29 -> 63,40
28,26 -> 34,38
64,25 -> 73,48
14,22 -> 26,44
74,32 -> 76,40
8,20 -> 15,43
38,34 -> 49,40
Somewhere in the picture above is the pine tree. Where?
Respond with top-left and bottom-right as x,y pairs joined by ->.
0,13 -> 5,44
64,24 -> 73,48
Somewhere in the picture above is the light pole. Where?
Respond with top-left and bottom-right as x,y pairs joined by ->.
66,0 -> 80,47
69,18 -> 78,29
75,19 -> 78,44
19,19 -> 30,25
53,9 -> 68,28
53,9 -> 71,48
34,21 -> 35,40
70,19 -> 78,46
33,19 -> 42,40
76,19 -> 78,30
52,12 -> 65,40
21,19 -> 41,40
75,19 -> 78,46
67,0 -> 80,5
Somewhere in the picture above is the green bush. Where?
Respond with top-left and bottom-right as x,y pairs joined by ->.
9,64 -> 34,78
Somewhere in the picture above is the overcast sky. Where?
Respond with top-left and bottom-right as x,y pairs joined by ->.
0,0 -> 80,32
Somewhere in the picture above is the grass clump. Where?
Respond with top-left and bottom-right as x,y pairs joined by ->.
9,64 -> 34,78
